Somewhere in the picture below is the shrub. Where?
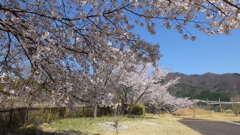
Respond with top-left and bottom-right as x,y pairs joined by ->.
28,109 -> 60,125
65,107 -> 88,118
99,106 -> 112,116
129,104 -> 145,115
50,107 -> 66,118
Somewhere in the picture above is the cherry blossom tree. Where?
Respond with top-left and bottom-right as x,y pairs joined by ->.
76,50 -> 142,117
0,0 -> 240,105
145,88 -> 194,113
113,63 -> 167,104
112,62 -> 194,113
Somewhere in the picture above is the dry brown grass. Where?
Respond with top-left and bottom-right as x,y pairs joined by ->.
173,108 -> 240,122
172,108 -> 212,116
98,114 -> 201,135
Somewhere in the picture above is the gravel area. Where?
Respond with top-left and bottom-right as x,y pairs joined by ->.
96,122 -> 129,131
142,121 -> 160,125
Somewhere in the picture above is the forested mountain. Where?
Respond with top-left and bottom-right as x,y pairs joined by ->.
167,73 -> 240,101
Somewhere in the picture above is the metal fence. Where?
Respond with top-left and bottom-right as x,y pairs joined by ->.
193,99 -> 240,113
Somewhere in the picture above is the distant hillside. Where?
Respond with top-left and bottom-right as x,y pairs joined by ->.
167,73 -> 240,101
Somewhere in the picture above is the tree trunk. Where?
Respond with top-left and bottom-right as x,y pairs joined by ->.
8,109 -> 13,128
93,104 -> 97,118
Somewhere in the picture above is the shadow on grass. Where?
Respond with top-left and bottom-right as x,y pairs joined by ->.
127,115 -> 158,120
142,116 -> 158,119
1,127 -> 100,135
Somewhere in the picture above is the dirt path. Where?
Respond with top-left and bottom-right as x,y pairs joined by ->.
179,118 -> 240,135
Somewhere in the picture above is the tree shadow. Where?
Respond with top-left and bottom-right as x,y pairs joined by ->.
142,116 -> 158,119
2,127 -> 100,135
127,115 -> 158,120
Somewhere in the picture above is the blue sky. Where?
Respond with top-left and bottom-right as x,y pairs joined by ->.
133,26 -> 240,75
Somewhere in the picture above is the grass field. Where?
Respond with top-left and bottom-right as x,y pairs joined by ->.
24,108 -> 240,135
39,114 -> 201,135
177,112 -> 240,122
173,108 -> 240,121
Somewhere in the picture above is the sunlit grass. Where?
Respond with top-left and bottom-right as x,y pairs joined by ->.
173,108 -> 240,122
180,112 -> 240,122
40,114 -> 201,135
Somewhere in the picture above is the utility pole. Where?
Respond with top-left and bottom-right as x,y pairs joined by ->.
219,98 -> 222,113
193,99 -> 196,118
207,98 -> 211,117
231,98 -> 234,114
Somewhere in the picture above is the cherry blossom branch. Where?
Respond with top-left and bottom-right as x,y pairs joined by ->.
206,0 -> 227,16
223,0 -> 240,10
4,32 -> 11,68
